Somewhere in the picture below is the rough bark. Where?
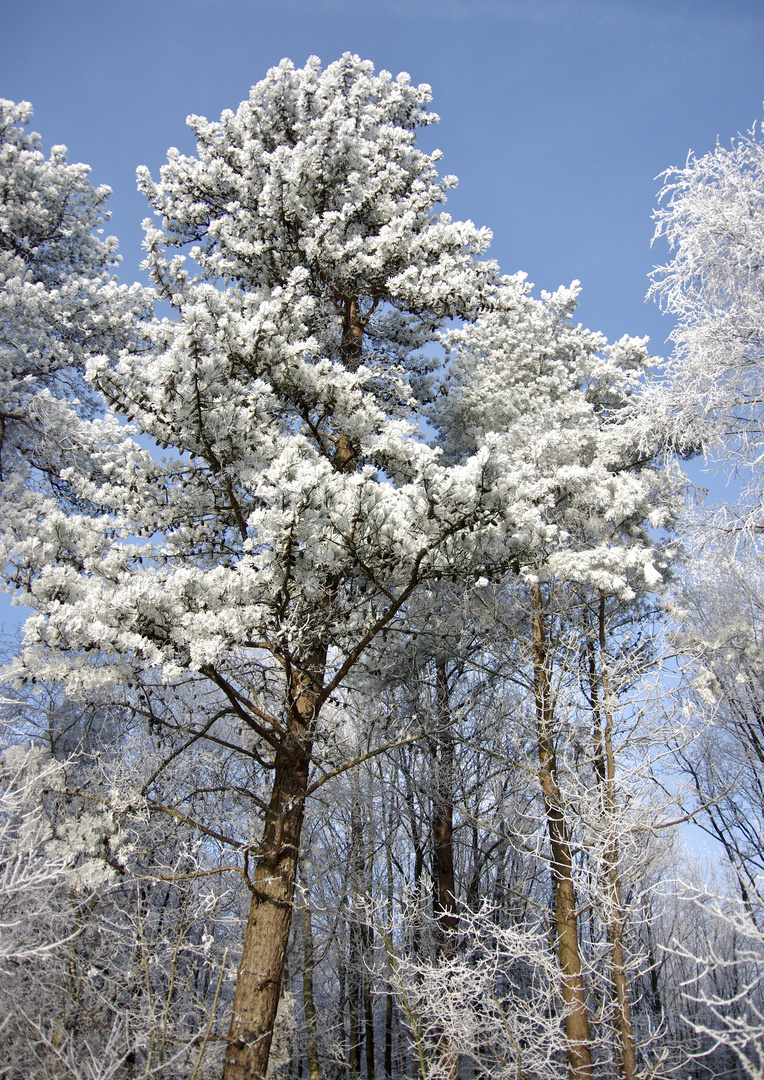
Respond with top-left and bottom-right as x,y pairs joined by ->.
531,584 -> 593,1080
223,657 -> 323,1080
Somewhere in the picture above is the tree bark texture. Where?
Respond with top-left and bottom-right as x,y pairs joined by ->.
223,656 -> 323,1080
531,584 -> 593,1080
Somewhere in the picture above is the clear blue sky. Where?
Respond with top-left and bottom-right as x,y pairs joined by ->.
1,0 -> 763,630
5,0 -> 764,344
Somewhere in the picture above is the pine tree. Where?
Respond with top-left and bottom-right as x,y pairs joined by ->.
0,98 -> 144,495
3,56 -> 511,1080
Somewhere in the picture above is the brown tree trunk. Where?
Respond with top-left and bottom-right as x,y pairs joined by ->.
223,657 -> 323,1080
592,593 -> 639,1080
531,584 -> 593,1080
432,658 -> 458,943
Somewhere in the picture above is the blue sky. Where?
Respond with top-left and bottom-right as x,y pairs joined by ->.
5,0 -> 764,345
2,0 -> 763,631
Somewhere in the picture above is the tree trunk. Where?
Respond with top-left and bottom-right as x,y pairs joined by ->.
432,658 -> 458,943
593,593 -> 638,1080
431,658 -> 459,1080
384,801 -> 395,1080
303,898 -> 322,1080
363,934 -> 375,1080
361,828 -> 376,1080
348,798 -> 364,1076
531,584 -> 593,1080
223,657 -> 323,1080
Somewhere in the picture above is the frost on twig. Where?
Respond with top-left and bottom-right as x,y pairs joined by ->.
373,888 -> 567,1080
671,883 -> 764,1080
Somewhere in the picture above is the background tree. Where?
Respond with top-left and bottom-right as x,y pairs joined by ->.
0,718 -> 236,1080
649,116 -> 764,533
0,99 -> 145,497
430,275 -> 683,1079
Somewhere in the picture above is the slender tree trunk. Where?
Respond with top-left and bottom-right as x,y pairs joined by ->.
431,658 -> 459,1080
591,593 -> 639,1080
337,944 -> 349,1080
432,658 -> 458,942
348,799 -> 364,1076
384,989 -> 393,1080
531,583 -> 593,1080
384,799 -> 395,1080
362,932 -> 375,1080
303,898 -> 322,1080
348,930 -> 361,1076
362,831 -> 376,1080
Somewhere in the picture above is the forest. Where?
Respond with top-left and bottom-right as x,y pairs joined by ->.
1,53 -> 763,1080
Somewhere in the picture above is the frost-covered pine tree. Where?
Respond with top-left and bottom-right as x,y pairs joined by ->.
2,56 -> 512,1080
0,99 -> 144,496
434,274 -> 679,593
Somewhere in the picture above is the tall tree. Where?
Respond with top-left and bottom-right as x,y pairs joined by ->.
2,56 -> 509,1080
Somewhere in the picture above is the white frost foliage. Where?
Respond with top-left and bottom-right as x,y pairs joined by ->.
434,275 -> 683,597
0,744 -> 72,963
0,740 -> 117,984
3,55 -> 515,698
649,118 -> 764,531
135,55 -> 496,319
381,894 -> 567,1080
0,99 -> 148,487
